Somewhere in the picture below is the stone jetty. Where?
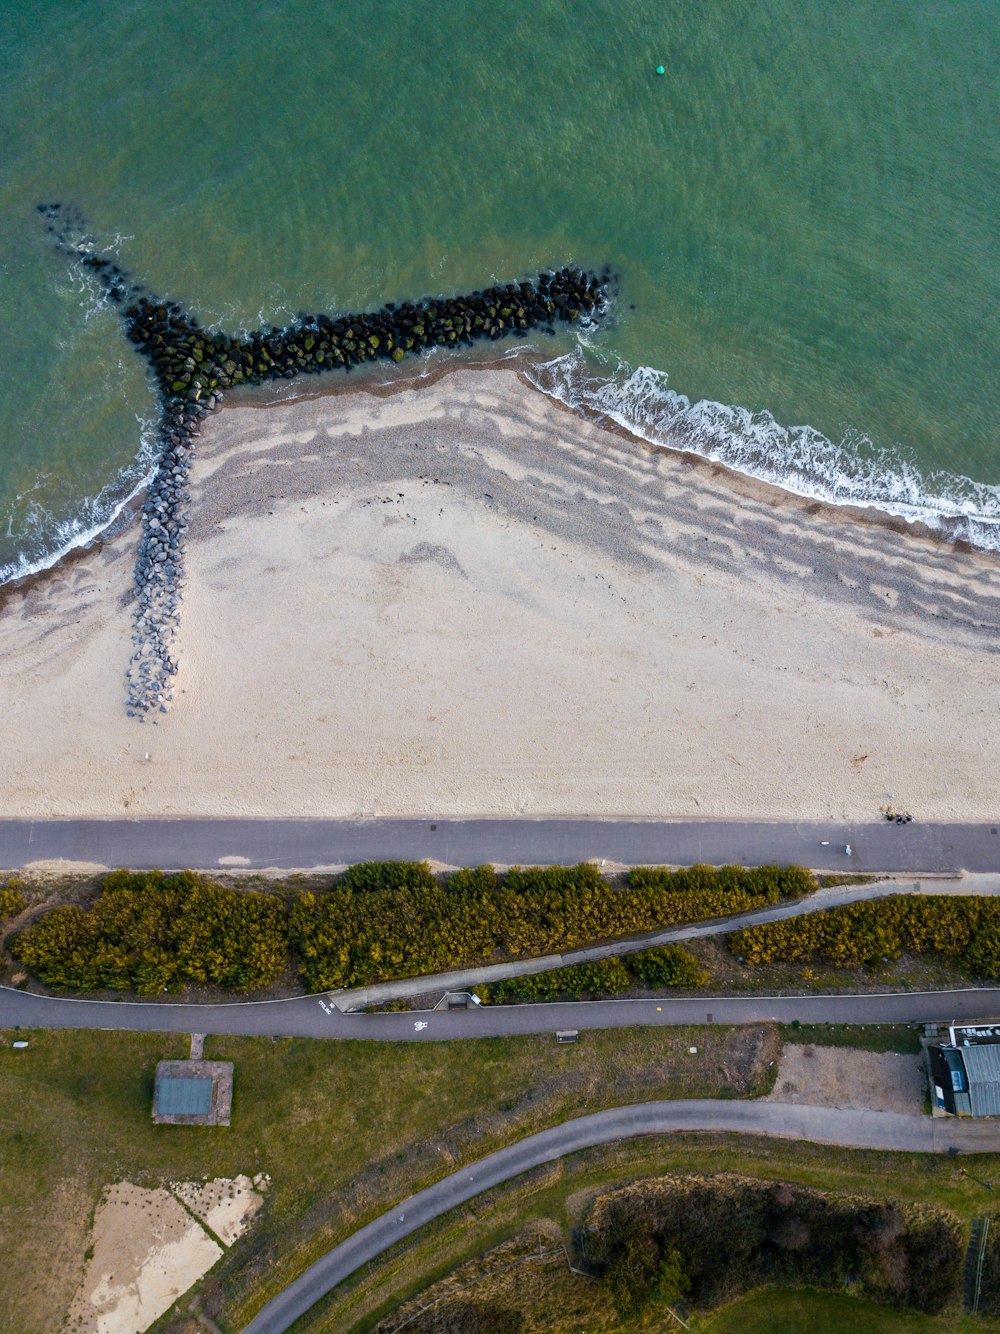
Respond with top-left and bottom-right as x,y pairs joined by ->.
38,203 -> 609,718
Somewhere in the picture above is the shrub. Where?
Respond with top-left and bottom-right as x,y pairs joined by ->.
730,895 -> 1000,979
485,944 -> 707,1003
10,870 -> 288,994
291,862 -> 815,991
10,860 -> 810,997
629,944 -> 709,988
585,1174 -> 963,1316
0,882 -> 26,920
490,958 -> 632,1002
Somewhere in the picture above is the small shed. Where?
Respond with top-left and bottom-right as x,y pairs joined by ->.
153,1059 -> 234,1126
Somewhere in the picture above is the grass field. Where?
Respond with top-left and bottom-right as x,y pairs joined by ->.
695,1286 -> 995,1332
0,1023 -> 776,1333
303,1131 -> 1000,1333
779,1023 -> 923,1054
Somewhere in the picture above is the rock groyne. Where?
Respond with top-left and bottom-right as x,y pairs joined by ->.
39,203 -> 609,718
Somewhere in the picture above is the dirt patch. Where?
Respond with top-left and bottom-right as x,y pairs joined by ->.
172,1173 -> 269,1247
64,1176 -> 266,1334
766,1044 -> 925,1113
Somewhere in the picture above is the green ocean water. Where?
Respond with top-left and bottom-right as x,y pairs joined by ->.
1,0 -> 997,578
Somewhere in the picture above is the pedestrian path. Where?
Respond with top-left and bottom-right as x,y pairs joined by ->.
240,1098 -> 1000,1334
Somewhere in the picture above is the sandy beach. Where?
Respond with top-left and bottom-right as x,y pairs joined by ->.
1,366 -> 998,821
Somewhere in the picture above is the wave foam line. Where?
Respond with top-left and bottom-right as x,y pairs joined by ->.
0,425 -> 158,587
527,350 -> 1000,552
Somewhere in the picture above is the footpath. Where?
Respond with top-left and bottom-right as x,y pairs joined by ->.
331,873 -> 1000,1011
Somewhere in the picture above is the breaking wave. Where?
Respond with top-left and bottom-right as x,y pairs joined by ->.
527,349 -> 1000,552
0,419 -> 158,586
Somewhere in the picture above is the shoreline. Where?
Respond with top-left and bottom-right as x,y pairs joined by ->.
2,363 -> 999,819
2,346 -> 993,616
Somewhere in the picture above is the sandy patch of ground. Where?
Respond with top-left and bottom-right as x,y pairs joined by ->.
64,1176 -> 265,1334
3,366 -> 1000,820
172,1172 -> 269,1247
767,1044 -> 926,1114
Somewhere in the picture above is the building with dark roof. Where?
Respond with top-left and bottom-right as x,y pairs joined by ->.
928,1024 -> 1000,1117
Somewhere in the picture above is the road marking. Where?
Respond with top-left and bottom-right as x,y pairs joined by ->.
414,1021 -> 429,1031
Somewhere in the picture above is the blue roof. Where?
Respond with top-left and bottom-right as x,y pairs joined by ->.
157,1076 -> 213,1116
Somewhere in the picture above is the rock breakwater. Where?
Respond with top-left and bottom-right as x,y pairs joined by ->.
38,203 -> 609,719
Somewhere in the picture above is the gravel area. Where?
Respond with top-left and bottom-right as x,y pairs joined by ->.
766,1044 -> 926,1114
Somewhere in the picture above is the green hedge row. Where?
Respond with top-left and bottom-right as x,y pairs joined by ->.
289,861 -> 813,991
9,860 -> 814,996
730,894 -> 1000,977
482,944 -> 708,1003
11,871 -> 287,994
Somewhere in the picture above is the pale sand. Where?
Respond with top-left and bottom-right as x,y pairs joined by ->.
64,1182 -> 222,1334
3,367 -> 999,822
65,1177 -> 266,1334
171,1173 -> 268,1247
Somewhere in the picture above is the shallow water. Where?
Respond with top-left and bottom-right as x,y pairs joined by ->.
1,0 -> 997,577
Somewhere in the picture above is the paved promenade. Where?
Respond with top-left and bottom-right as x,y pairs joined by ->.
2,817 -> 998,872
4,983 -> 1000,1042
241,1099 -> 1000,1334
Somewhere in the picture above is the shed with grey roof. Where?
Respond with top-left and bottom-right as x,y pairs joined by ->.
959,1044 -> 1000,1118
153,1059 -> 234,1126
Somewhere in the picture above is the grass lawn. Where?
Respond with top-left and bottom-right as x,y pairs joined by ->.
778,1023 -> 923,1054
0,1023 -> 776,1333
695,1286 -> 996,1332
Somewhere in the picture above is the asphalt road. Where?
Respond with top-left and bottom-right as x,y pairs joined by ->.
3,817 -> 999,872
4,984 -> 1000,1041
240,1099 -> 1000,1334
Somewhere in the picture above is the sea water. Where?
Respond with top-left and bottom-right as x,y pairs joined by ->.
1,0 -> 997,579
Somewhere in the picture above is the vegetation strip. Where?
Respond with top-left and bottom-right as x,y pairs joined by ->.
6,861 -> 813,995
479,945 -> 707,1003
731,895 -> 1000,978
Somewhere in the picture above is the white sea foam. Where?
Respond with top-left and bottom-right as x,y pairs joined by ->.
526,348 -> 1000,552
0,418 -> 158,586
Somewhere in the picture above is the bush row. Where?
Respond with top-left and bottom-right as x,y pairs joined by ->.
483,945 -> 707,1003
10,871 -> 287,994
730,894 -> 1000,977
584,1173 -> 963,1316
289,861 -> 813,991
9,860 -> 814,995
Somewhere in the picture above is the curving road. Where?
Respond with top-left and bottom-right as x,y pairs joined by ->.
239,1099 -> 1000,1334
4,983 -> 1000,1042
3,817 -> 999,873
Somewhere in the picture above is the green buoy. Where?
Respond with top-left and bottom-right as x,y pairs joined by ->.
655,64 -> 665,75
